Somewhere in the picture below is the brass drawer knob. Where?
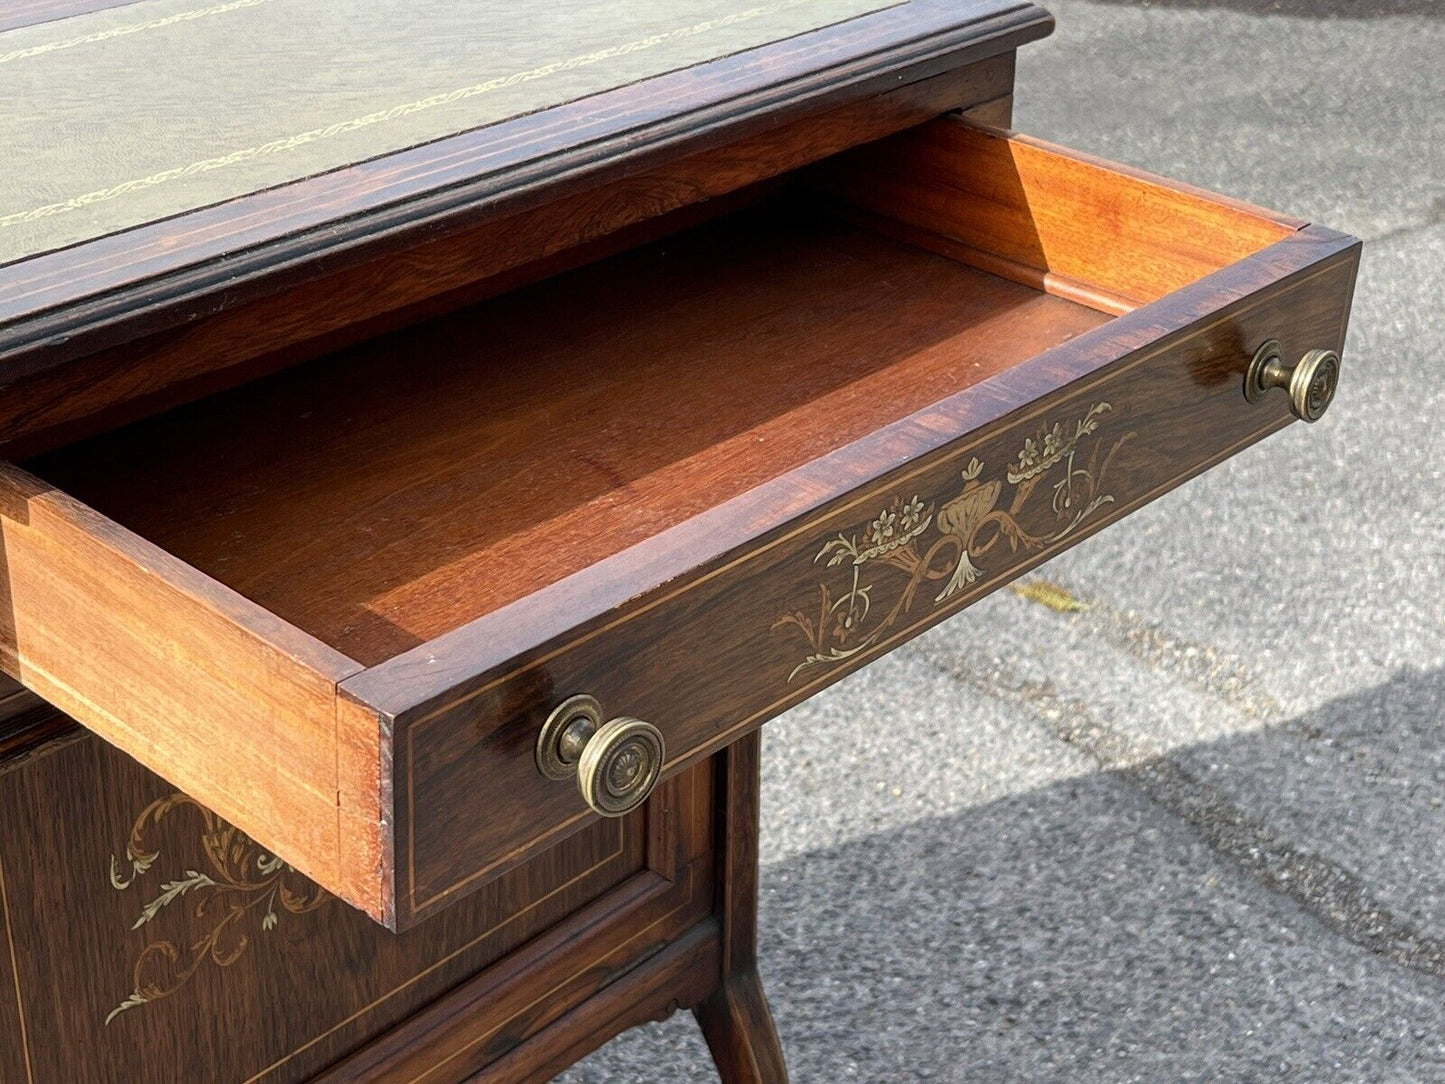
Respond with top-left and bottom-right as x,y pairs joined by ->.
1245,339 -> 1339,422
536,695 -> 665,817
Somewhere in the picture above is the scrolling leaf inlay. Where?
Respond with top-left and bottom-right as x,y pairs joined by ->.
105,793 -> 330,1025
774,402 -> 1132,680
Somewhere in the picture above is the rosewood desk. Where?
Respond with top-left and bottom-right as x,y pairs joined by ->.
0,2 -> 1358,1080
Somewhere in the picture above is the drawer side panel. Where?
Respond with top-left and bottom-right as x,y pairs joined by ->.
0,465 -> 378,912
810,118 -> 1304,309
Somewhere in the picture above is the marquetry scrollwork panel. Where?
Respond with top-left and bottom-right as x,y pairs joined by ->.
105,793 -> 330,1024
774,402 -> 1131,679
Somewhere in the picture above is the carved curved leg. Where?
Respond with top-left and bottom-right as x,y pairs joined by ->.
694,731 -> 789,1083
695,970 -> 787,1083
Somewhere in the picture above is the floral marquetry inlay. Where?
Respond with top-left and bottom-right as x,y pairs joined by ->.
774,402 -> 1133,680
105,793 -> 330,1025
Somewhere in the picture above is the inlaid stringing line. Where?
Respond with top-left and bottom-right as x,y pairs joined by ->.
0,0 -> 273,67
238,827 -> 629,1084
0,856 -> 32,1084
0,0 -> 825,231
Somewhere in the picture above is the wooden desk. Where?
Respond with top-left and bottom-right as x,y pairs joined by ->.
0,2 -> 1358,1080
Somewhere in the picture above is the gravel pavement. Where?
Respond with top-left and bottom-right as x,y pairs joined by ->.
561,3 -> 1445,1079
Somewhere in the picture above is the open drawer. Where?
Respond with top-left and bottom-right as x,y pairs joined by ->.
0,120 -> 1359,929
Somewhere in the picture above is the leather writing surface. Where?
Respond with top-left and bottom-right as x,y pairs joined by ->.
0,0 -> 897,265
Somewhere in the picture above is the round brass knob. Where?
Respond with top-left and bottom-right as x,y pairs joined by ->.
577,718 -> 664,816
1245,339 -> 1339,423
536,696 -> 664,817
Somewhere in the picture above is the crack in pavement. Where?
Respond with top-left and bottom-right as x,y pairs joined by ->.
1362,196 -> 1445,247
931,652 -> 1445,984
1010,580 -> 1397,765
1064,595 -> 1285,724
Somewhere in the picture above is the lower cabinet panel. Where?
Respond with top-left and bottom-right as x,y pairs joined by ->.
0,717 -> 707,1084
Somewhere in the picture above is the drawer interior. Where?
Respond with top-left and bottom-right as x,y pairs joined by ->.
24,122 -> 1298,669
30,207 -> 1107,666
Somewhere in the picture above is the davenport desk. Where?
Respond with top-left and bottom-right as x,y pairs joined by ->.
0,2 -> 1359,1081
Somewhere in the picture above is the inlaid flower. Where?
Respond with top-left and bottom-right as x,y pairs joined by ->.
899,496 -> 927,532
105,795 -> 330,1026
1041,422 -> 1065,458
1017,438 -> 1040,471
867,508 -> 898,547
778,401 -> 1125,685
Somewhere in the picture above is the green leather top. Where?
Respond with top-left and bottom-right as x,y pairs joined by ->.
0,0 -> 895,265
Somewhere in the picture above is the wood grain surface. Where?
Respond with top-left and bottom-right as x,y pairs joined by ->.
0,11 -> 1368,1081
361,224 -> 1357,927
0,462 -> 384,914
307,746 -> 731,1084
694,732 -> 790,1083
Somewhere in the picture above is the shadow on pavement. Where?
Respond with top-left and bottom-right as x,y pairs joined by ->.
755,664 -> 1445,1081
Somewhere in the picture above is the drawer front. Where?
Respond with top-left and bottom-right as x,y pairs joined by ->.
387,232 -> 1358,925
0,715 -> 709,1084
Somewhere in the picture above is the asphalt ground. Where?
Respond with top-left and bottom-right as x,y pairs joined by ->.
561,3 -> 1445,1079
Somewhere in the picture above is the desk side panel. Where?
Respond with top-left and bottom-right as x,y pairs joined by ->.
0,723 -> 648,1084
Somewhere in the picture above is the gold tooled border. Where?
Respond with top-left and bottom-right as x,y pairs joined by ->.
0,0 -> 270,68
0,0 -> 895,233
404,253 -> 1352,913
